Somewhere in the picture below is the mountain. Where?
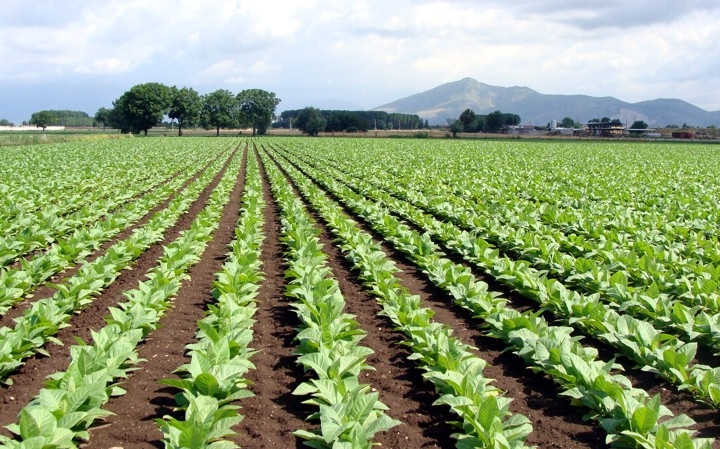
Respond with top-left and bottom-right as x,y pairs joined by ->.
374,78 -> 720,127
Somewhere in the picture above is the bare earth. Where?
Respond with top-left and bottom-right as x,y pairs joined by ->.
1,144 -> 718,449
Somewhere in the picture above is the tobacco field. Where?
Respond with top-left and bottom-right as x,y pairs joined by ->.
0,136 -> 719,449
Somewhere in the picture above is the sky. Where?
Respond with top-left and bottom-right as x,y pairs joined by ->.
1,0 -> 719,124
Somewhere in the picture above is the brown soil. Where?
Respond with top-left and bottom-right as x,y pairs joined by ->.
81,148 -> 245,447
262,145 -> 720,448
0,148 -> 236,438
229,150 -> 319,447
0,153 -> 221,327
0,142 -> 718,449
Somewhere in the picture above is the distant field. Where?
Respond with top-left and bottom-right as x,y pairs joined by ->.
3,124 -> 717,146
0,130 -> 131,147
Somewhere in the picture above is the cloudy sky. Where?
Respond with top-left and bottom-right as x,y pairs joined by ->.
1,0 -> 719,124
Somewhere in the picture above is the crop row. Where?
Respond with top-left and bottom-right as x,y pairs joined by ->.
0,143 -> 244,447
265,141 -> 715,448
279,144 -> 720,408
157,146 -> 265,448
0,147 -> 233,382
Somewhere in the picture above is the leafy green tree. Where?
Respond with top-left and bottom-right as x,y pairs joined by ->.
112,82 -> 172,135
37,110 -> 93,127
201,89 -> 238,136
0,119 -> 13,126
449,119 -> 463,137
169,86 -> 202,136
326,111 -> 366,132
560,117 -> 575,128
94,107 -> 112,130
278,109 -> 423,131
629,120 -> 649,136
296,107 -> 326,136
630,120 -> 648,130
459,108 -> 477,132
471,116 -> 486,132
236,89 -> 280,136
504,113 -> 521,126
29,110 -> 58,130
485,110 -> 505,133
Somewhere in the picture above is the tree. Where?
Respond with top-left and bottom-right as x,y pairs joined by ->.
236,89 -> 280,136
112,82 -> 171,135
449,120 -> 463,138
36,110 -> 93,127
29,110 -> 58,130
485,110 -> 505,133
201,89 -> 237,136
169,86 -> 202,136
560,117 -> 575,128
94,107 -> 112,130
630,120 -> 648,130
629,120 -> 649,136
504,113 -> 521,126
295,107 -> 326,136
459,108 -> 476,132
0,119 -> 13,126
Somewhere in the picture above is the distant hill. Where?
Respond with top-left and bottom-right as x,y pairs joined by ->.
374,78 -> 720,127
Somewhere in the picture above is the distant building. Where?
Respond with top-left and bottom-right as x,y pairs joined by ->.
504,124 -> 544,136
672,131 -> 694,139
586,121 -> 625,137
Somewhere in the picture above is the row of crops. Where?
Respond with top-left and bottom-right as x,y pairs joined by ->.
0,136 -> 719,448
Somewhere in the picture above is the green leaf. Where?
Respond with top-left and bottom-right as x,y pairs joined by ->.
630,397 -> 660,435
178,425 -> 208,448
19,407 -> 57,440
195,372 -> 221,397
478,395 -> 501,431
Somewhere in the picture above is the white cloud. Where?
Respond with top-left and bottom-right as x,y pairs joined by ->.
1,0 -> 719,123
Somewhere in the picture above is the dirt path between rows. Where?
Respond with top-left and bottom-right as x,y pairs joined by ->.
228,149 -> 316,448
83,147 -> 246,448
0,152 -> 224,328
262,145 -> 459,448
265,145 -> 609,448
0,147 -> 236,441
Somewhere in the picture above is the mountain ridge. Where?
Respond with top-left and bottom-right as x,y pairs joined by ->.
374,77 -> 720,127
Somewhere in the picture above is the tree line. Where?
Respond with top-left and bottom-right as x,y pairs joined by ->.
449,109 -> 521,136
278,108 -> 427,136
27,110 -> 95,128
94,83 -> 280,136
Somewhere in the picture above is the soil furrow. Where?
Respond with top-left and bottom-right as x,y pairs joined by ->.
82,146 -> 245,448
262,145 -> 458,448
0,152 -> 223,327
8,160 -> 188,270
229,148 -> 316,448
0,148 -> 237,437
308,204 -> 459,448
267,146 -> 608,449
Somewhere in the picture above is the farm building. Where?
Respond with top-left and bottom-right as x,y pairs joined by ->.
504,124 -> 544,136
586,121 -> 625,137
672,131 -> 695,139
